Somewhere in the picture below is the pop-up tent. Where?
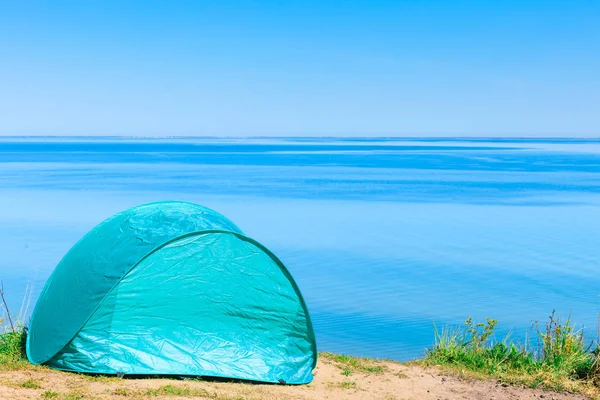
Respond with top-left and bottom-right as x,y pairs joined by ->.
26,201 -> 316,384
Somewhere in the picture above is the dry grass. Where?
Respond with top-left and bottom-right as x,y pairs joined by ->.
327,380 -> 357,389
320,352 -> 388,376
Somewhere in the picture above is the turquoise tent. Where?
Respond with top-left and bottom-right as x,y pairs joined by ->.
26,202 -> 317,384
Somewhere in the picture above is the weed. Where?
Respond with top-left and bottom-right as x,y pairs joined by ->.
537,311 -> 593,379
41,390 -> 59,399
362,365 -> 385,374
0,329 -> 27,363
21,378 -> 42,389
113,387 -> 132,396
146,384 -> 210,397
62,393 -> 85,400
423,311 -> 600,395
321,353 -> 387,375
0,283 -> 32,369
79,374 -> 120,383
338,381 -> 357,389
465,317 -> 498,350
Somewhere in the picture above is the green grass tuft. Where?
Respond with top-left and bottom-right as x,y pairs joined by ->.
62,394 -> 85,400
339,381 -> 356,389
113,387 -> 132,396
321,352 -> 387,375
20,377 -> 42,389
0,328 -> 27,361
327,380 -> 357,389
422,311 -> 600,394
146,384 -> 210,397
0,327 -> 31,372
41,390 -> 59,399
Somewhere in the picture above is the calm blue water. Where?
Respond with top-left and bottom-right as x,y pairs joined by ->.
1,137 -> 600,361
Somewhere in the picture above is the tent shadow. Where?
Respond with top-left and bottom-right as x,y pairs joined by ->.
81,372 -> 284,385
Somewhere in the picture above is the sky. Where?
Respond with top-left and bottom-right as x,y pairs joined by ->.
0,1 -> 599,137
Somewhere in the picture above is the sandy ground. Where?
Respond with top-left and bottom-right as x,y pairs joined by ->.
0,357 -> 590,400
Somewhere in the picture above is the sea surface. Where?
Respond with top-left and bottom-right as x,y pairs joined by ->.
1,137 -> 600,361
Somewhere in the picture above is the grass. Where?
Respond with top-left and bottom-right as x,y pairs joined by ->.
5,280 -> 600,398
421,311 -> 600,397
78,374 -> 121,383
20,377 -> 42,389
62,393 -> 85,400
0,283 -> 31,371
146,384 -> 211,397
145,385 -> 251,399
112,387 -> 132,396
321,352 -> 387,375
338,381 -> 357,389
0,326 -> 32,372
327,380 -> 357,389
0,326 -> 27,361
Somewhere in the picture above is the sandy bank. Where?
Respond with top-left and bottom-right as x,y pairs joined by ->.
0,353 -> 589,400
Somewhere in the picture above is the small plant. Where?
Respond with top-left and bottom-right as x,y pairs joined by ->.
62,394 -> 85,400
464,317 -> 498,349
537,311 -> 592,378
146,384 -> 210,397
322,353 -> 387,375
0,329 -> 27,361
41,390 -> 59,399
113,387 -> 131,396
362,365 -> 385,374
424,312 -> 600,394
0,282 -> 31,367
338,381 -> 356,389
21,378 -> 42,389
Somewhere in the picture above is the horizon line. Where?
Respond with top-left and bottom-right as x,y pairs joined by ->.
0,135 -> 599,141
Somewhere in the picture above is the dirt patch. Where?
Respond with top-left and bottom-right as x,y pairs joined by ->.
0,357 -> 591,400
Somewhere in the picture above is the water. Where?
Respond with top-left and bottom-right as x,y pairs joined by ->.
1,137 -> 600,361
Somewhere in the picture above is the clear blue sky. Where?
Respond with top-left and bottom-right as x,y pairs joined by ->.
1,1 -> 598,137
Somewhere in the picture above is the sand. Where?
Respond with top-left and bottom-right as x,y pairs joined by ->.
0,356 -> 590,400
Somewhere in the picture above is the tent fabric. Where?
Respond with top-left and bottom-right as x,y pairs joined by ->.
26,201 -> 317,384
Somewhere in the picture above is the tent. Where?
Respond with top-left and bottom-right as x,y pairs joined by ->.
26,201 -> 317,384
